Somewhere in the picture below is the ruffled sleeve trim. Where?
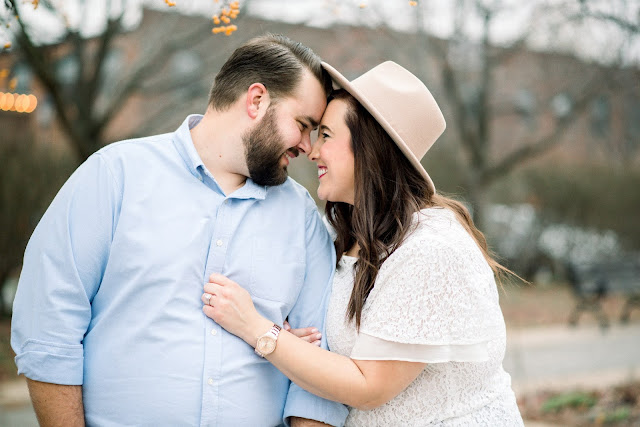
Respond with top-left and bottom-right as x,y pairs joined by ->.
349,332 -> 490,363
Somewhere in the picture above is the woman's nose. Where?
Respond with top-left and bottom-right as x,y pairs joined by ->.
307,140 -> 321,162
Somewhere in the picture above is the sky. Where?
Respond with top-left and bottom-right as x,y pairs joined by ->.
2,0 -> 638,66
241,0 -> 639,65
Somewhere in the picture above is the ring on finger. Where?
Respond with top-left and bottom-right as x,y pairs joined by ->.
203,293 -> 213,305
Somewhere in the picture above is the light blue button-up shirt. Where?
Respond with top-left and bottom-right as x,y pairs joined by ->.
11,115 -> 348,426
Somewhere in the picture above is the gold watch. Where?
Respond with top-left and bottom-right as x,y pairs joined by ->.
255,324 -> 282,357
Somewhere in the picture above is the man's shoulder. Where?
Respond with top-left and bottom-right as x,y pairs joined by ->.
97,132 -> 175,160
89,132 -> 177,178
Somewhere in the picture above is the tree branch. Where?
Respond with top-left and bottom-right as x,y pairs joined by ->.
131,81 -> 206,138
439,0 -> 482,165
86,2 -> 124,120
8,0 -> 87,160
569,10 -> 640,34
483,73 -> 606,185
94,18 -> 213,135
475,4 -> 493,166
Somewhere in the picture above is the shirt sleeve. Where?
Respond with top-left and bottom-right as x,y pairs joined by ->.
11,153 -> 120,385
282,196 -> 348,427
351,224 -> 504,364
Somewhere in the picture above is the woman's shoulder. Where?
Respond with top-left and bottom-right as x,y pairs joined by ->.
380,207 -> 488,274
361,207 -> 502,346
401,207 -> 472,250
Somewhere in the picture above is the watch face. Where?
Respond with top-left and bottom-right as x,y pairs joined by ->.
257,336 -> 276,354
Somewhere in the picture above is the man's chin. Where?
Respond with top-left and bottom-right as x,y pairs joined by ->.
251,170 -> 288,187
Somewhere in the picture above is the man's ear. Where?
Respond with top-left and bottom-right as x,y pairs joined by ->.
245,83 -> 271,120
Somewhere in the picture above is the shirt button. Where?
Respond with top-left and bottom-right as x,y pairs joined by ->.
198,176 -> 203,182
207,378 -> 214,386
210,329 -> 217,336
216,239 -> 223,247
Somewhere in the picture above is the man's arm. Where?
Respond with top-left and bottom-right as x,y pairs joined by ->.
290,417 -> 330,427
11,153 -> 119,419
27,379 -> 84,427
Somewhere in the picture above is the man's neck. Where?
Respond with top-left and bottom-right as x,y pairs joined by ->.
190,112 -> 249,195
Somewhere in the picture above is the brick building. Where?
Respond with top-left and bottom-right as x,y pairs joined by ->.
1,8 -> 638,169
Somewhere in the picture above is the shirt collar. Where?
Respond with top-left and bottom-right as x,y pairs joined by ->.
173,114 -> 266,200
173,114 -> 205,175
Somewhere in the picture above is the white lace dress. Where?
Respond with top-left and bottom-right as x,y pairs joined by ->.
325,207 -> 524,426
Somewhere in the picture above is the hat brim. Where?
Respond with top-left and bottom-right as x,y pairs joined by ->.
321,61 -> 436,195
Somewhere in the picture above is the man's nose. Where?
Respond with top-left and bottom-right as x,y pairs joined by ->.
297,133 -> 312,155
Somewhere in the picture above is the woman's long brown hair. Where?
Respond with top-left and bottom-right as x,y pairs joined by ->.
325,90 -> 513,330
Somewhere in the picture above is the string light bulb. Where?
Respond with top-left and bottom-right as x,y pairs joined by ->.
0,92 -> 38,113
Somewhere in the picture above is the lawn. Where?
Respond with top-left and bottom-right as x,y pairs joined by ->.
519,382 -> 640,426
499,281 -> 636,329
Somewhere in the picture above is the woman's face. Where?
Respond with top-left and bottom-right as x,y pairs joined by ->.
308,99 -> 355,205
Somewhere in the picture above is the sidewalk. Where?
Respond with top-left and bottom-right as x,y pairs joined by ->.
1,322 -> 639,426
504,322 -> 640,396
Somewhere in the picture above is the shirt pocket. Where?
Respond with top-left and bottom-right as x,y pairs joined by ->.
249,238 -> 304,306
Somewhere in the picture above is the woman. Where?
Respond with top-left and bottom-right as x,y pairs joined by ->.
202,61 -> 524,425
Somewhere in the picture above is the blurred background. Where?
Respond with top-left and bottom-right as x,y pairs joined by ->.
0,0 -> 639,425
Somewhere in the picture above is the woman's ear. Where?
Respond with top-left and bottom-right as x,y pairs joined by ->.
245,83 -> 271,120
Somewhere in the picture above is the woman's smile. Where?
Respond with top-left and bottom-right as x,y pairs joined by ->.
318,166 -> 327,179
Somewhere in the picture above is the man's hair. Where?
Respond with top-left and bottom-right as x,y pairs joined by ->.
208,34 -> 332,110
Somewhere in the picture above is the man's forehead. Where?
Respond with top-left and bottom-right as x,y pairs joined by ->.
293,71 -> 327,123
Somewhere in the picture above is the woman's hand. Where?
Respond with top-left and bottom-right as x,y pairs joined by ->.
284,320 -> 322,347
202,273 -> 272,346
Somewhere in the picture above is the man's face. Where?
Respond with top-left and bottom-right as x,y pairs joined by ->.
243,70 -> 327,186
243,105 -> 289,186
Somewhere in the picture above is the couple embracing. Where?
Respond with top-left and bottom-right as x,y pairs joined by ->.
12,34 -> 523,426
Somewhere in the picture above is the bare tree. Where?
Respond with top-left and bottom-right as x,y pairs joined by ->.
270,0 -> 635,227
0,0 -> 240,163
0,122 -> 75,317
0,0 -> 248,310
411,0 -> 637,227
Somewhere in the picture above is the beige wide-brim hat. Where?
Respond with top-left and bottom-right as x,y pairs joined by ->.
321,61 -> 446,194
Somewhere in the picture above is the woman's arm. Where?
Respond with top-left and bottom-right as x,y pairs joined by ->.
202,274 -> 425,410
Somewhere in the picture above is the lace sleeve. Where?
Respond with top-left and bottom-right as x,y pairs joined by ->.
350,332 -> 490,362
354,218 -> 504,362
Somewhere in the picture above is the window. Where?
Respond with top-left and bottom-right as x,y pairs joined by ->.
12,63 -> 33,93
551,92 -> 572,119
101,48 -> 124,93
170,50 -> 202,80
590,96 -> 610,137
515,89 -> 536,129
625,98 -> 640,154
55,56 -> 79,86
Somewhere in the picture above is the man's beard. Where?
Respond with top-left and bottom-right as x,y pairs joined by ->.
243,106 -> 294,186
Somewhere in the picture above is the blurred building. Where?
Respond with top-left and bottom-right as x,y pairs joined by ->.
1,8 -> 638,167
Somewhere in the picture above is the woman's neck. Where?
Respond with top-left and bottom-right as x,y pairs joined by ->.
344,244 -> 360,258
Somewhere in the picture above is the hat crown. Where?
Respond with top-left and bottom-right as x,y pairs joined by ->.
322,61 -> 446,193
351,62 -> 445,161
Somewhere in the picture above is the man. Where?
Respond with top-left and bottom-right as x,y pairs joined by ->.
11,34 -> 347,426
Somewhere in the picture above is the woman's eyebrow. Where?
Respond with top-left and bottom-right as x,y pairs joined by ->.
319,124 -> 332,133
